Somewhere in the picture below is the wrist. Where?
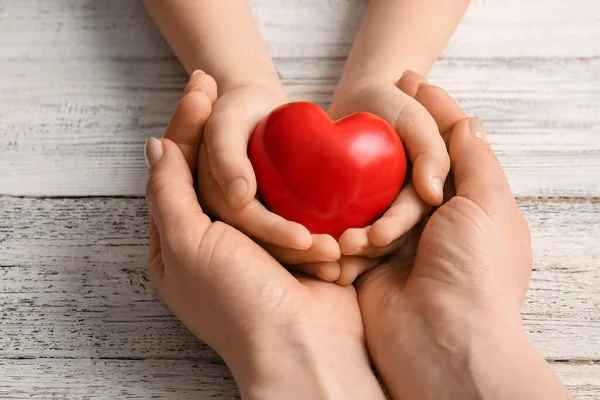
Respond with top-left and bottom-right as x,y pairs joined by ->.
222,326 -> 385,400
372,296 -> 528,399
219,75 -> 286,101
329,80 -> 388,120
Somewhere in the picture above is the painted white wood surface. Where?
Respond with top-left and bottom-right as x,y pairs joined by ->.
0,1 -> 599,196
1,197 -> 599,398
1,0 -> 599,398
0,360 -> 597,399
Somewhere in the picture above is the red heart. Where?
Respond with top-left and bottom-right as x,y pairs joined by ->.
249,102 -> 407,239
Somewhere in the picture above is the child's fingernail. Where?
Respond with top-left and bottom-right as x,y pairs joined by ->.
431,176 -> 444,202
470,117 -> 486,141
144,138 -> 164,169
227,178 -> 248,205
190,86 -> 206,93
191,69 -> 205,77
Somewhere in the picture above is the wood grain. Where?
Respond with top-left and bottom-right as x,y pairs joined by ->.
0,0 -> 598,60
0,359 -> 239,399
1,0 -> 599,398
0,359 -> 597,399
1,0 -> 599,197
1,197 -> 599,362
1,56 -> 598,196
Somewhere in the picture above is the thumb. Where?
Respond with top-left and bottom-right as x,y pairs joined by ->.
204,104 -> 258,208
145,138 -> 211,248
449,118 -> 514,209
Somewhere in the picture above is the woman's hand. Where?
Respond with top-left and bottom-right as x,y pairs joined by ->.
357,72 -> 571,400
144,75 -> 385,399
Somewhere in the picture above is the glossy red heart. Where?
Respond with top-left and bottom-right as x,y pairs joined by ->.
249,102 -> 407,238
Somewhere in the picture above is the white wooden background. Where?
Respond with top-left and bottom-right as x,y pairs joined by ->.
0,0 -> 599,398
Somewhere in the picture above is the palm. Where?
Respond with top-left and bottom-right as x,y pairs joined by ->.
153,217 -> 365,359
359,193 -> 531,327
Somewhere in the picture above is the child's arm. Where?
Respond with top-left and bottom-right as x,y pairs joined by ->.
335,0 -> 469,91
143,1 -> 342,272
329,0 -> 469,265
143,0 -> 279,94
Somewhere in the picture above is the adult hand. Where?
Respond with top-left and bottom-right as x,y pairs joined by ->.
144,74 -> 385,399
357,72 -> 571,399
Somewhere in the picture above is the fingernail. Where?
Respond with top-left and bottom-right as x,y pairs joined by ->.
190,86 -> 206,93
144,138 -> 164,169
191,69 -> 205,77
470,117 -> 486,141
227,178 -> 248,205
431,176 -> 444,202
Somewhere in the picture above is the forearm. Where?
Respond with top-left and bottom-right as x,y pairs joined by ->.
223,328 -> 386,400
143,0 -> 280,94
336,0 -> 469,92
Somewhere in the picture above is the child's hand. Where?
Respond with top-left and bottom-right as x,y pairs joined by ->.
328,72 -> 450,258
193,74 -> 342,279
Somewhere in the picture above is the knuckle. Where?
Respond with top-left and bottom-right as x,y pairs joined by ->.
179,89 -> 211,115
146,174 -> 174,204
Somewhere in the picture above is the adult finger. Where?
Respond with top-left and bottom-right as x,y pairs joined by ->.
414,84 -> 466,143
396,69 -> 428,97
184,70 -> 218,103
145,138 -> 211,251
449,118 -> 513,209
164,87 -> 213,171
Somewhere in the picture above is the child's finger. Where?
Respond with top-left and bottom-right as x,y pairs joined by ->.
261,234 -> 341,264
164,89 -> 213,172
355,85 -> 450,206
339,226 -> 412,258
184,70 -> 218,103
368,183 -> 431,247
289,261 -> 341,283
204,104 -> 258,208
338,226 -> 371,256
336,256 -> 383,286
198,143 -> 313,250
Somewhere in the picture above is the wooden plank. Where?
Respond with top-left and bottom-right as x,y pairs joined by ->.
0,359 -> 595,399
0,0 -> 598,60
0,197 -> 599,361
0,359 -> 238,399
552,363 -> 600,399
1,56 -> 598,197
